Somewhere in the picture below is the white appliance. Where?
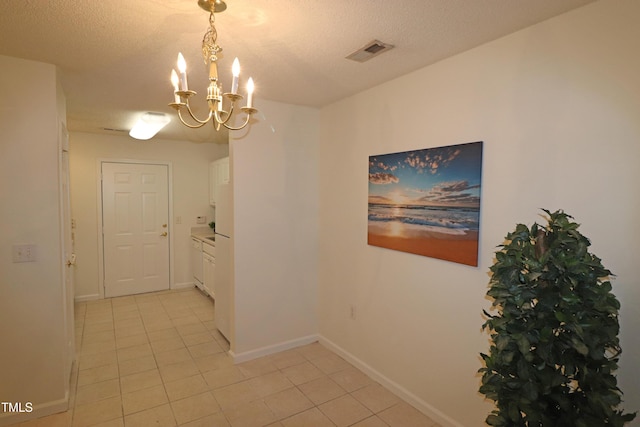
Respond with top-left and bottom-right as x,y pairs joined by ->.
214,182 -> 232,341
191,237 -> 204,290
202,242 -> 216,298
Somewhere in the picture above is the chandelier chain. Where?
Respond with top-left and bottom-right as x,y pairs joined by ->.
202,12 -> 221,69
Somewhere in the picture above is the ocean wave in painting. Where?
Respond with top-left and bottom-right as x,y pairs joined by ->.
368,203 -> 479,236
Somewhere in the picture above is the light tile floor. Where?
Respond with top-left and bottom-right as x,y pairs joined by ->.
13,288 -> 440,427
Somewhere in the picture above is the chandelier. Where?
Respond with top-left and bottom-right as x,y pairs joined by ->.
169,0 -> 257,131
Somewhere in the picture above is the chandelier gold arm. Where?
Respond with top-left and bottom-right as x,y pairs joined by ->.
213,101 -> 235,126
177,108 -> 211,128
183,102 -> 214,125
212,93 -> 258,130
169,89 -> 217,127
169,100 -> 213,128
220,107 -> 257,131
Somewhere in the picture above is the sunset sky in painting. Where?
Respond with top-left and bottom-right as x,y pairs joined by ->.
368,142 -> 483,208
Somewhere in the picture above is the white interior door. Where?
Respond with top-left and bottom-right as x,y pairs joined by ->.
102,162 -> 170,297
59,122 -> 75,387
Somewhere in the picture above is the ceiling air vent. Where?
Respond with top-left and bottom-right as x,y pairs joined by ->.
346,39 -> 394,63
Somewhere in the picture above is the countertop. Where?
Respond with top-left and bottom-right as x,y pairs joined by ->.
191,226 -> 215,245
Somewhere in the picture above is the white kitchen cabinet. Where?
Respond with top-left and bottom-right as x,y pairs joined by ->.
209,156 -> 230,206
202,242 -> 215,298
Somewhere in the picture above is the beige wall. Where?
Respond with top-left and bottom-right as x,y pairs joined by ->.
318,1 -> 640,425
231,99 -> 320,358
69,132 -> 228,299
0,55 -> 69,425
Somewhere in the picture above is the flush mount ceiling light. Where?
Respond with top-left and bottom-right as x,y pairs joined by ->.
129,112 -> 171,140
346,39 -> 394,63
169,0 -> 258,132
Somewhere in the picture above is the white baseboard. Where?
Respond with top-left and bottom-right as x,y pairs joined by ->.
231,334 -> 320,364
74,293 -> 100,302
318,336 -> 464,427
76,283 -> 195,302
0,394 -> 68,427
171,281 -> 196,290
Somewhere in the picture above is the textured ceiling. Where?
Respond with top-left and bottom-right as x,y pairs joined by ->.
0,0 -> 596,142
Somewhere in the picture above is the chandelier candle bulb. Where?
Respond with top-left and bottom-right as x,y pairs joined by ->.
177,53 -> 188,91
246,77 -> 254,108
170,70 -> 181,103
231,58 -> 240,94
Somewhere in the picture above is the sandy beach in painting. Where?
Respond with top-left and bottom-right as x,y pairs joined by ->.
367,203 -> 480,266
368,227 -> 479,266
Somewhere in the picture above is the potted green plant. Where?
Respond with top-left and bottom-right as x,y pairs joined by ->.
479,209 -> 635,426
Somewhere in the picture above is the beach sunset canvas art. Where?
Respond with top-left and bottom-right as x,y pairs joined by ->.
368,141 -> 483,266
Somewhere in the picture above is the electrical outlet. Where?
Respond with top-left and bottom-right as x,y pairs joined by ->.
12,244 -> 37,263
196,216 -> 206,224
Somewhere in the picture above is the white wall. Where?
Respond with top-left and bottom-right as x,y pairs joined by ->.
0,56 -> 69,424
69,132 -> 228,299
318,1 -> 640,426
231,100 -> 320,358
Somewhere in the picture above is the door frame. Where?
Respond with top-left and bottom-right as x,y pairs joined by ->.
58,120 -> 75,394
96,158 -> 174,299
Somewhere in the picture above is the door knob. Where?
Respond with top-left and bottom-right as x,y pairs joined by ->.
160,232 -> 168,237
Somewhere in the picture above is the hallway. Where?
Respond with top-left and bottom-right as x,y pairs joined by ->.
15,288 -> 438,426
